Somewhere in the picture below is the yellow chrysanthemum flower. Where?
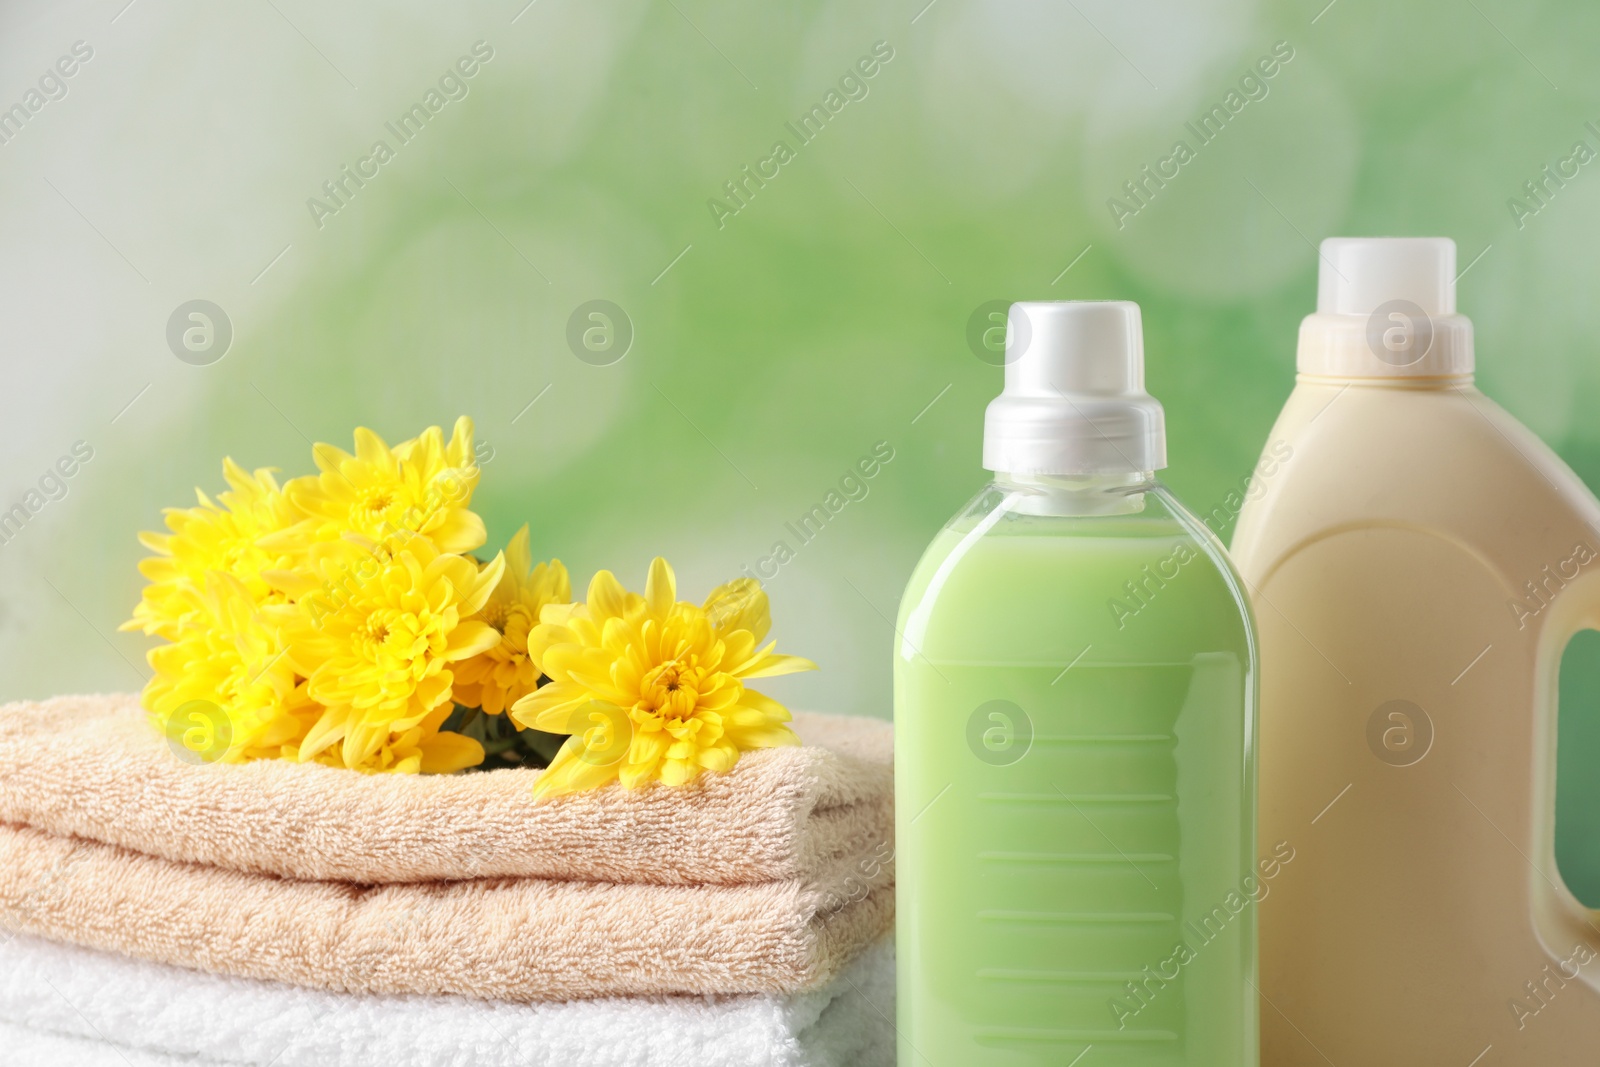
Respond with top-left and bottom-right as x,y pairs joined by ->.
272,417 -> 485,560
142,572 -> 315,762
510,558 -> 816,800
453,524 -> 571,715
301,701 -> 475,775
122,459 -> 300,640
266,535 -> 504,773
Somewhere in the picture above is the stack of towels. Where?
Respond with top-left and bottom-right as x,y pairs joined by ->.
0,695 -> 896,1066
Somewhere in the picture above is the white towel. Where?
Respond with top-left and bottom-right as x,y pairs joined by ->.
0,932 -> 895,1067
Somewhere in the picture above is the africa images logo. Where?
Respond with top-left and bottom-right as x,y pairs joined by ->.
0,40 -> 94,148
305,41 -> 495,229
1105,41 -> 1295,229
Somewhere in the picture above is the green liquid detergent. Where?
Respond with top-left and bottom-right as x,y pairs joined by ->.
894,302 -> 1258,1066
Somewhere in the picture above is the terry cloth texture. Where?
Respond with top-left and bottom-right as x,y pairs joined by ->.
0,931 -> 896,1067
0,693 -> 892,886
0,822 -> 893,999
0,694 -> 895,1000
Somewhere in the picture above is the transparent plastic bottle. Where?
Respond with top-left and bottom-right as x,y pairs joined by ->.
894,302 -> 1259,1066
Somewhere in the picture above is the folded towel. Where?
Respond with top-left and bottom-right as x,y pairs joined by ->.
0,696 -> 895,1000
0,817 -> 892,1001
0,694 -> 892,886
0,931 -> 896,1067
0,1025 -> 179,1067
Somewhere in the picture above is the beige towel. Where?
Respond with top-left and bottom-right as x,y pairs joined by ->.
0,824 -> 893,1000
0,694 -> 895,999
0,694 -> 891,886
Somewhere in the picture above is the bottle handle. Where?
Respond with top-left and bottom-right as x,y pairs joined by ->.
1545,565 -> 1600,932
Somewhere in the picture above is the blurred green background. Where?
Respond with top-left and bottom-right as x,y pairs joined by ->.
4,0 -> 1600,896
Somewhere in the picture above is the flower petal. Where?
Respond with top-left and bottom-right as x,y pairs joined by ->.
298,705 -> 349,763
510,684 -> 590,733
418,731 -> 485,774
645,557 -> 676,618
352,427 -> 393,468
729,723 -> 801,749
703,578 -> 770,641
532,740 -> 622,802
505,524 -> 533,578
586,570 -> 632,620
446,416 -> 476,469
431,508 -> 488,554
738,651 -> 819,679
444,620 -> 501,661
459,552 -> 505,616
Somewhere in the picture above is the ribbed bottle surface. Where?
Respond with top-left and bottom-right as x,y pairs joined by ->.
895,485 -> 1257,1066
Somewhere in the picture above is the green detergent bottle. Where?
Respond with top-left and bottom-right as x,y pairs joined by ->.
894,301 -> 1260,1066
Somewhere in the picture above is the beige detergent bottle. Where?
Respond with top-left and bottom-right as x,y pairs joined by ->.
1231,237 -> 1600,1065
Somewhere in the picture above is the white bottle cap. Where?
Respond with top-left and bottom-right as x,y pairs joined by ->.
1299,237 -> 1474,378
982,301 -> 1166,476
